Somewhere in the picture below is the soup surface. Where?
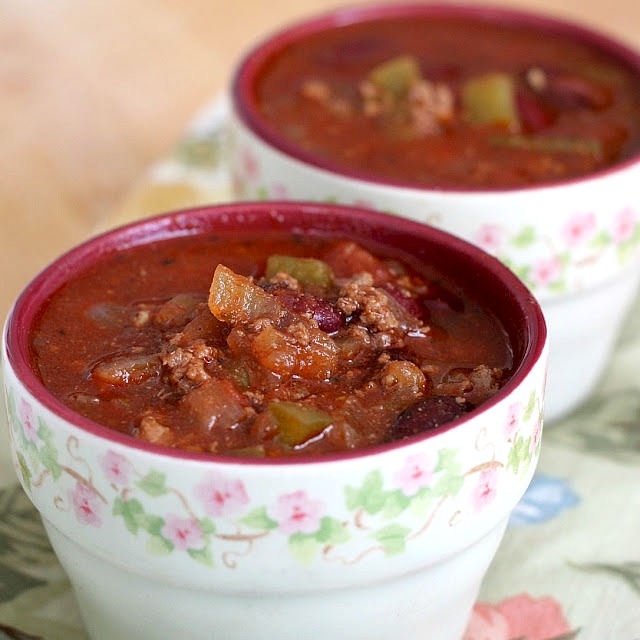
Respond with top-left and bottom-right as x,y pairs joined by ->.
253,15 -> 640,188
31,233 -> 512,457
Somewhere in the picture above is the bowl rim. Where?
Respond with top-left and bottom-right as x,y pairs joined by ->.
4,202 -> 547,467
232,1 -> 640,194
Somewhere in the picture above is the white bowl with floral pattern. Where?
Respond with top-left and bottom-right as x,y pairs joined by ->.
228,3 -> 640,422
3,203 -> 547,640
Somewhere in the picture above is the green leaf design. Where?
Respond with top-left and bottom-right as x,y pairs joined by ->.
286,518 -> 350,565
380,489 -> 411,519
432,472 -> 464,497
288,533 -> 320,566
139,513 -> 165,537
136,470 -> 168,497
618,229 -> 640,263
547,280 -> 568,294
558,252 -> 572,268
199,517 -> 216,536
313,516 -> 350,545
372,523 -> 411,557
16,453 -> 32,493
188,546 -> 215,567
112,497 -> 145,534
36,419 -> 61,480
510,225 -> 537,248
146,534 -> 173,556
345,469 -> 387,515
409,487 -> 435,517
240,506 -> 278,531
435,448 -> 461,476
7,390 -> 18,431
506,435 -> 532,475
590,229 -> 611,249
523,390 -> 537,422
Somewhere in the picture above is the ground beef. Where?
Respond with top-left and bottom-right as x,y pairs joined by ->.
161,340 -> 218,387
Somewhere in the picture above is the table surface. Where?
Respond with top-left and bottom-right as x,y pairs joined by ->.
1,0 -> 640,320
1,2 -> 640,639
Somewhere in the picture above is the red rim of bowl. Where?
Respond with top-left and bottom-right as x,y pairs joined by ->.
232,1 -> 640,194
4,202 -> 547,466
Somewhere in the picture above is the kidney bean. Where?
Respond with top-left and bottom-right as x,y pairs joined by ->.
387,395 -> 470,441
516,90 -> 556,132
421,281 -> 465,314
275,289 -> 345,333
525,66 -> 612,110
383,283 -> 423,318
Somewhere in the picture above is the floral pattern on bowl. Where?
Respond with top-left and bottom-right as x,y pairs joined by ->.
6,380 -> 543,570
230,137 -> 640,300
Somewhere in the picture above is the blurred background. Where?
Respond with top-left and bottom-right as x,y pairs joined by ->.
1,0 -> 639,320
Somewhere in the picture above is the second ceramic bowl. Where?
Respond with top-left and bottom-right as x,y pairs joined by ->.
229,2 -> 640,421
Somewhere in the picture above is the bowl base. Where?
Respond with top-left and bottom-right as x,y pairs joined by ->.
43,517 -> 509,640
542,266 -> 640,423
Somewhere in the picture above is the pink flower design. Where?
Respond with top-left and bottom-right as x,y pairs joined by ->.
230,170 -> 246,196
393,453 -> 435,497
69,481 -> 103,527
161,514 -> 205,551
504,402 -> 521,440
270,182 -> 289,199
530,416 -> 543,454
613,206 -> 638,243
475,224 -> 505,253
530,257 -> 562,288
353,198 -> 375,210
241,148 -> 259,182
18,399 -> 39,443
267,490 -> 325,535
562,211 -> 596,247
100,450 -> 132,485
472,468 -> 499,511
464,593 -> 573,640
195,473 -> 249,518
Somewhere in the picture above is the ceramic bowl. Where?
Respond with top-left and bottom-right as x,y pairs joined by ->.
3,202 -> 547,640
229,2 -> 640,422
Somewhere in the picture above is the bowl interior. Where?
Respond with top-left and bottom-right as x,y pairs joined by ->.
5,202 -> 546,462
232,2 -> 640,192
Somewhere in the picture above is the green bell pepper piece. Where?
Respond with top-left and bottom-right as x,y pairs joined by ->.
269,401 -> 333,447
265,255 -> 333,288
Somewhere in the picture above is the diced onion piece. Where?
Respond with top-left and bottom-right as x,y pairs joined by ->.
181,377 -> 248,432
91,354 -> 161,386
368,55 -> 422,98
265,255 -> 334,288
322,241 -> 393,285
269,401 -> 333,446
252,324 -> 339,380
173,311 -> 227,348
208,264 -> 282,325
85,303 -> 132,329
155,293 -> 204,327
462,73 -> 520,129
380,360 -> 427,412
